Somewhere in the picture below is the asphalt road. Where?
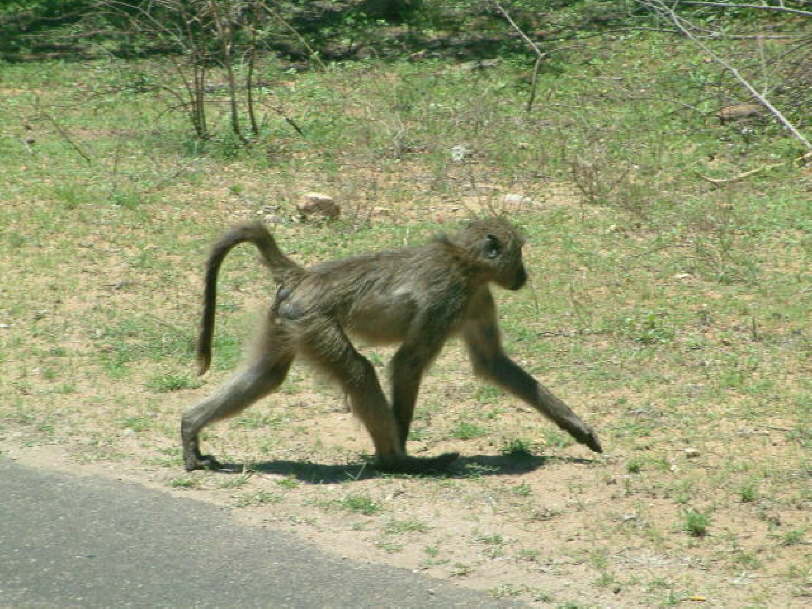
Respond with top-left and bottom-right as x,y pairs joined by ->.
0,458 -> 526,609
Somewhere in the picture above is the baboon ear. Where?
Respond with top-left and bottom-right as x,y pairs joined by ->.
483,234 -> 501,259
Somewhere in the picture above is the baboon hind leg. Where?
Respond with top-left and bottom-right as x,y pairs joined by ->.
303,322 -> 458,474
390,337 -> 445,451
181,345 -> 293,471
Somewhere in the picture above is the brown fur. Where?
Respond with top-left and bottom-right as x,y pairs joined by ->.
181,218 -> 602,473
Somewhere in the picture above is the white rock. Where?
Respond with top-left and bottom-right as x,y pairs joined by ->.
297,192 -> 340,220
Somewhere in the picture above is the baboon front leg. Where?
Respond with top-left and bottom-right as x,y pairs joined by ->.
181,354 -> 293,471
463,291 -> 602,453
304,322 -> 457,473
472,352 -> 602,453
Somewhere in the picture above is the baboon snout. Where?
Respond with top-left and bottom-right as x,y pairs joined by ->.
508,266 -> 528,291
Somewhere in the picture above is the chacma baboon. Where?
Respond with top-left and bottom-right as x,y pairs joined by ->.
181,217 -> 602,473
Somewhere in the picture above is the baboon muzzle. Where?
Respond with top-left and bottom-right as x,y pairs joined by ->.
509,267 -> 528,291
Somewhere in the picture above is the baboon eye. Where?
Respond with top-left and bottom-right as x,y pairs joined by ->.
484,234 -> 501,259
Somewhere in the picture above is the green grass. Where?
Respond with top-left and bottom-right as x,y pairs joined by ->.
338,494 -> 382,516
383,518 -> 431,535
450,421 -> 489,440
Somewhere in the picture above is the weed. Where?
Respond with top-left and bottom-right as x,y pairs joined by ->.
533,590 -> 553,603
501,438 -> 534,458
477,533 -> 506,558
618,310 -> 675,345
276,477 -> 299,489
477,533 -> 505,545
236,491 -> 282,507
119,416 -> 153,432
169,477 -> 200,489
234,412 -> 284,429
450,421 -> 488,440
627,458 -> 645,474
450,563 -> 473,577
731,550 -> 762,569
218,474 -> 251,489
780,529 -> 805,546
474,385 -> 503,403
738,483 -> 758,503
489,583 -> 523,598
556,602 -> 586,609
595,572 -> 617,588
146,372 -> 199,393
384,519 -> 430,535
374,539 -> 403,553
512,483 -> 532,497
423,545 -> 440,558
515,548 -> 540,562
110,189 -> 144,209
339,494 -> 381,516
682,509 -> 711,537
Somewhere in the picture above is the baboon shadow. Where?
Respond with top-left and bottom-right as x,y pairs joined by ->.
214,453 -> 597,484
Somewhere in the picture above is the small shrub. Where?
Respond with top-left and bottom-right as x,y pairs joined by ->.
146,372 -> 199,393
682,509 -> 710,537
626,458 -> 644,474
781,529 -> 805,546
451,421 -> 488,440
236,490 -> 282,507
384,518 -> 430,534
501,438 -> 534,458
738,483 -> 758,503
169,476 -> 200,489
340,494 -> 381,516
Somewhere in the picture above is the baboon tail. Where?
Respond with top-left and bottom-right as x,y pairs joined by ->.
197,222 -> 302,375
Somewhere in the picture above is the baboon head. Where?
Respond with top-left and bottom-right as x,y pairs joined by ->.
450,217 -> 528,291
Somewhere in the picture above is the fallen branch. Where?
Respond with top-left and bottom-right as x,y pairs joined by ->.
699,151 -> 812,185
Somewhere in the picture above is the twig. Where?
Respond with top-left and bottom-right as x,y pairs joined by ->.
209,0 -> 247,145
35,97 -> 92,164
267,5 -> 327,70
678,1 -> 812,17
263,101 -> 305,137
492,2 -> 548,112
637,1 -> 811,150
699,151 -> 812,185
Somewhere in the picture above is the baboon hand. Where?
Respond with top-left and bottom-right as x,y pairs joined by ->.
571,425 -> 603,454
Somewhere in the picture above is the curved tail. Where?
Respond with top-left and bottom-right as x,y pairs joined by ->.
197,222 -> 303,375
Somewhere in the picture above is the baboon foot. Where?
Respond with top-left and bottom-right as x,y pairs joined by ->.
375,451 -> 460,474
184,452 -> 223,471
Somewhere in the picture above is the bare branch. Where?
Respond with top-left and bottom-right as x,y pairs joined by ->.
638,0 -> 811,150
266,4 -> 326,70
492,2 -> 548,113
35,96 -> 92,164
678,2 -> 812,17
